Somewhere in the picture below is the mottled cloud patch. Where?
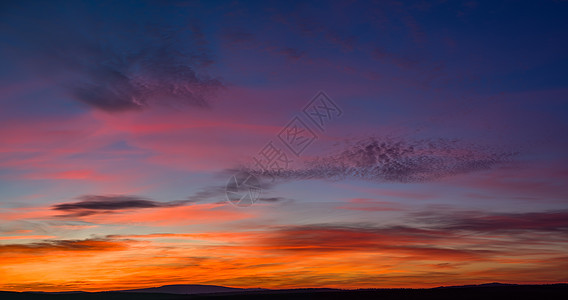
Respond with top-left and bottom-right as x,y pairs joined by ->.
2,1 -> 223,112
244,137 -> 516,183
68,29 -> 223,112
52,195 -> 188,217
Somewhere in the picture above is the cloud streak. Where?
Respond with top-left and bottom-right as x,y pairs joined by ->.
259,209 -> 568,257
417,210 -> 568,234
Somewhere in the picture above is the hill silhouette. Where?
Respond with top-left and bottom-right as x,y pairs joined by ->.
117,284 -> 266,294
1,283 -> 567,300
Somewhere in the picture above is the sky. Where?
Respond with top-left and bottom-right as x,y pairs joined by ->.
1,0 -> 567,292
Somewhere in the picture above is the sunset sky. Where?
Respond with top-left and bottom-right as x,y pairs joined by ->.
1,0 -> 567,292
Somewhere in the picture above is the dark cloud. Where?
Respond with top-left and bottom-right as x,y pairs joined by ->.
258,197 -> 288,202
1,1 -> 222,112
243,137 -> 516,183
52,195 -> 188,217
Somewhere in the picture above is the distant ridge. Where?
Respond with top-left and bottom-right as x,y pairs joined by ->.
1,283 -> 566,300
435,282 -> 518,289
6,283 -> 567,295
117,284 -> 267,294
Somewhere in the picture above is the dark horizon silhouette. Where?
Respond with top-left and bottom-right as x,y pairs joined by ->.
2,283 -> 568,300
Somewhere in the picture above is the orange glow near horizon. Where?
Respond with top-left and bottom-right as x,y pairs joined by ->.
1,215 -> 567,292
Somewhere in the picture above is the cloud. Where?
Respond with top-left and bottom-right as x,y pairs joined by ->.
336,198 -> 406,212
0,235 -> 56,241
186,179 -> 279,204
0,238 -> 129,253
243,137 -> 516,183
258,224 -> 496,261
67,29 -> 223,112
255,209 -> 568,259
187,186 -> 227,203
1,211 -> 566,291
52,195 -> 188,217
2,1 -> 222,112
258,197 -> 288,203
417,210 -> 568,234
